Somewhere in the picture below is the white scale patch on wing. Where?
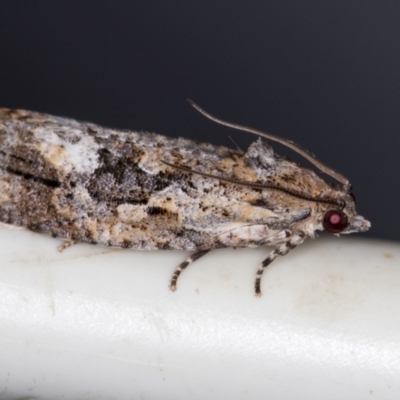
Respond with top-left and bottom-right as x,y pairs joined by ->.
116,204 -> 148,223
33,127 -> 100,174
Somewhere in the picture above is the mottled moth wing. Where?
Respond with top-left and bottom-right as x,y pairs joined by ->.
0,106 -> 371,296
0,108 -> 311,252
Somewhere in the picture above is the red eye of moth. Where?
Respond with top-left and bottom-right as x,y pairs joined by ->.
323,209 -> 349,233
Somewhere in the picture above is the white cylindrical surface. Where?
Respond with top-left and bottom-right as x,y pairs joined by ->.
0,226 -> 399,400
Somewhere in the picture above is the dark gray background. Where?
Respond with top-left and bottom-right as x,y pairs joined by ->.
0,1 -> 398,241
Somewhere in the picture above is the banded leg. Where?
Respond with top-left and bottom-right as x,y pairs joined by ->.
58,240 -> 76,252
255,241 -> 297,297
169,250 -> 210,291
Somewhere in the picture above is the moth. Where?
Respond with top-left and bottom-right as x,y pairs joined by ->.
0,101 -> 370,296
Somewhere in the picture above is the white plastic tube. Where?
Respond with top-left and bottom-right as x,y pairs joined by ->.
0,225 -> 399,400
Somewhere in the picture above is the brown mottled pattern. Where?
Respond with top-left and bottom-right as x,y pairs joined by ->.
0,107 -> 370,295
0,108 -> 369,251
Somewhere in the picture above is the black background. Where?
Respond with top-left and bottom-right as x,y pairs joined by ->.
0,1 -> 399,241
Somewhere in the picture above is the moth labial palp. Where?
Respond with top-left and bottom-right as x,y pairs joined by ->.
0,103 -> 370,296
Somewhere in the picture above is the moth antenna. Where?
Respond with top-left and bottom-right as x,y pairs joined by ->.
228,135 -> 243,152
187,99 -> 351,191
161,160 -> 344,208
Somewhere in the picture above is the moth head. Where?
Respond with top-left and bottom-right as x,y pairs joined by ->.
322,190 -> 370,235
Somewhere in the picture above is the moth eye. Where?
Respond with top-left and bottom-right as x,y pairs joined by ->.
323,210 -> 349,233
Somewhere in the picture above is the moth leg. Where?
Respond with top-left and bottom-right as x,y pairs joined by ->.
255,240 -> 297,297
58,240 -> 76,252
169,250 -> 210,291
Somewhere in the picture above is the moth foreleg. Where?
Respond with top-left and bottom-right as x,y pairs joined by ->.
255,240 -> 298,297
169,250 -> 210,291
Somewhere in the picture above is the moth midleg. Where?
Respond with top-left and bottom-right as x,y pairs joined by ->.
169,250 -> 210,291
255,241 -> 297,297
